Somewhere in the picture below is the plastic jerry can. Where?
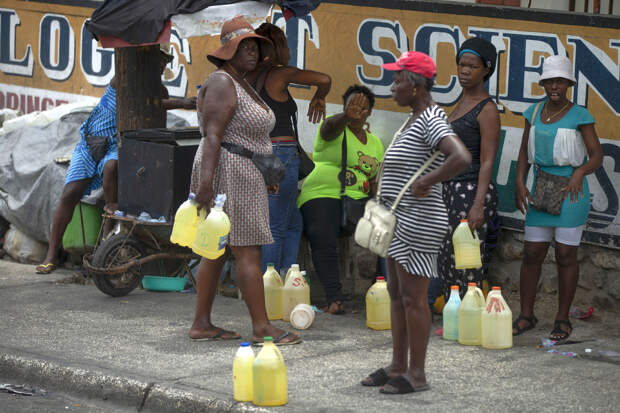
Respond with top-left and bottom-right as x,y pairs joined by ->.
442,285 -> 461,341
252,337 -> 287,406
281,265 -> 310,322
453,220 -> 482,270
263,263 -> 283,320
283,264 -> 301,285
458,283 -> 485,346
366,276 -> 391,330
192,194 -> 230,259
170,193 -> 201,247
481,287 -> 513,349
233,342 -> 254,401
62,202 -> 103,253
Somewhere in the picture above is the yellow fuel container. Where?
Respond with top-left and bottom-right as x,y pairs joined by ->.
453,219 -> 482,270
263,263 -> 283,320
233,342 -> 254,401
252,337 -> 287,406
192,194 -> 230,259
365,276 -> 391,330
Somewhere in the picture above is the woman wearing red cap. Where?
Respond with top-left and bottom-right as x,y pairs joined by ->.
189,16 -> 300,345
360,51 -> 470,394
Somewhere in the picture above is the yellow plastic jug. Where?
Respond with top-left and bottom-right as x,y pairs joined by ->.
365,276 -> 391,330
281,266 -> 310,322
481,287 -> 513,349
453,220 -> 482,270
233,342 -> 254,401
252,337 -> 287,406
192,194 -> 230,259
263,263 -> 283,320
283,264 -> 300,285
170,193 -> 202,247
442,285 -> 461,341
458,282 -> 485,346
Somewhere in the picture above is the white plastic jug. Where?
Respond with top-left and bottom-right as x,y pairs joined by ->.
481,287 -> 513,349
442,285 -> 461,341
458,283 -> 485,346
453,220 -> 482,270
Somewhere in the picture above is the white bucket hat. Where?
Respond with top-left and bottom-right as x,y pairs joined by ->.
539,55 -> 576,85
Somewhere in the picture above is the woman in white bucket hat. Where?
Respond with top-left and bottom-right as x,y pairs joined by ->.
513,55 -> 603,341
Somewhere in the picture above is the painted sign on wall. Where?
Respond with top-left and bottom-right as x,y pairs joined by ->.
1,0 -> 619,247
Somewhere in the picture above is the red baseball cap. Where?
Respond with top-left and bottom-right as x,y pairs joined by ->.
382,51 -> 436,79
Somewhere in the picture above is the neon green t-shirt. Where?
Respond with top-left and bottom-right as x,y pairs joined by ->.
297,121 -> 384,208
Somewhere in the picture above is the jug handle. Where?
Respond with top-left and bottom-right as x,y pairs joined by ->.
473,230 -> 480,243
474,287 -> 485,308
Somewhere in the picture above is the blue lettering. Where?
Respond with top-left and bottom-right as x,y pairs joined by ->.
39,14 -> 74,81
0,8 -> 33,76
80,21 -> 113,86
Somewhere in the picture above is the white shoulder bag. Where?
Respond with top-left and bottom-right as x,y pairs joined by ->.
354,117 -> 440,257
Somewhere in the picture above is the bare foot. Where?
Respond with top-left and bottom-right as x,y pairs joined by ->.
189,326 -> 241,341
103,203 -> 118,214
252,325 -> 300,345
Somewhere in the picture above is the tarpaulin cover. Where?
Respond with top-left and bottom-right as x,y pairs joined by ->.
85,0 -> 323,44
0,109 -> 189,243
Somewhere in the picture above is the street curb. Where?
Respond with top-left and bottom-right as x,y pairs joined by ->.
0,353 -> 268,412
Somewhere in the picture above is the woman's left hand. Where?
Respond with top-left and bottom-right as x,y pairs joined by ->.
267,184 -> 280,194
307,96 -> 326,124
467,204 -> 484,230
563,170 -> 584,203
410,179 -> 432,198
185,96 -> 198,109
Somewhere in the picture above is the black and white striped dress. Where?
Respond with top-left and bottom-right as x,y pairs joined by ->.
380,105 -> 454,278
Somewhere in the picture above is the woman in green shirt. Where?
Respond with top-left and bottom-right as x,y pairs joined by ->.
298,85 -> 384,314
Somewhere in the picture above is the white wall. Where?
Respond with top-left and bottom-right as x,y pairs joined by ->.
447,0 -> 619,14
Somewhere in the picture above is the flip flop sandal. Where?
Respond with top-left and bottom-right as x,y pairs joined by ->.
189,328 -> 241,341
361,368 -> 389,387
252,332 -> 302,346
35,263 -> 57,274
380,376 -> 430,395
550,319 -> 572,341
512,314 -> 538,336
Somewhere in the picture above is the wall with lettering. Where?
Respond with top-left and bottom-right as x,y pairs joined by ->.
0,0 -> 618,247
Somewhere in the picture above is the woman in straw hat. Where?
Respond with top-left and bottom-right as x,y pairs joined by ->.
360,51 -> 470,394
188,16 -> 300,345
513,55 -> 602,341
437,37 -> 501,302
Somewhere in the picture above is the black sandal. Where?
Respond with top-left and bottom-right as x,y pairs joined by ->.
550,319 -> 572,341
361,368 -> 389,387
379,376 -> 430,395
512,314 -> 538,336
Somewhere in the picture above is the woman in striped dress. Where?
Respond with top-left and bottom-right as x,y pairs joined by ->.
360,52 -> 470,394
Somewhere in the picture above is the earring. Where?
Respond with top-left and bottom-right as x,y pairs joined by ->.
412,88 -> 417,97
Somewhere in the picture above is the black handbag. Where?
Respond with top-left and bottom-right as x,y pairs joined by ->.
221,141 -> 286,186
340,130 -> 368,236
530,165 -> 569,215
85,135 -> 109,164
292,112 -> 315,180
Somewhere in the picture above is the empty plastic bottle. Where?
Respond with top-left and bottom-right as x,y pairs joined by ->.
192,194 -> 230,259
263,263 -> 283,320
170,193 -> 201,247
443,285 -> 461,341
233,342 -> 254,402
282,265 -> 310,322
453,219 -> 482,270
252,337 -> 287,406
458,282 -> 485,346
481,287 -> 513,349
366,276 -> 391,330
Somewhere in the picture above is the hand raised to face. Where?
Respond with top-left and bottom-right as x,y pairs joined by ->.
344,93 -> 370,123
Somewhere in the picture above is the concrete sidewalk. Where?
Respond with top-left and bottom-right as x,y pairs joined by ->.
1,259 -> 619,412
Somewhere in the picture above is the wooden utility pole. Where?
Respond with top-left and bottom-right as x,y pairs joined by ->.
114,45 -> 166,134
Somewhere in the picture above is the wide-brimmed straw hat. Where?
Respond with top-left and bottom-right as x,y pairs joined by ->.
539,55 -> 576,85
207,16 -> 271,66
382,51 -> 436,79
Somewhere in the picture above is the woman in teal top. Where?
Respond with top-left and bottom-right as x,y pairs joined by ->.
513,55 -> 602,341
298,85 -> 384,314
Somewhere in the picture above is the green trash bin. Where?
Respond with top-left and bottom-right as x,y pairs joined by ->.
62,202 -> 103,253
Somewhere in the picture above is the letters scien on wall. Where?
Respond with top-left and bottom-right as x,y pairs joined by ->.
0,0 -> 618,248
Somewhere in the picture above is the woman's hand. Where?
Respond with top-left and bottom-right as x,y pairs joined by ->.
515,181 -> 530,214
344,93 -> 370,123
184,96 -> 198,109
410,178 -> 432,198
467,203 -> 484,230
195,181 -> 214,211
307,96 -> 326,124
267,184 -> 280,194
564,169 -> 584,203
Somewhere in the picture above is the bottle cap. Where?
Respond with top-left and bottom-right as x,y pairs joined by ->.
266,262 -> 274,267
450,285 -> 459,290
376,276 -> 385,281
292,264 -> 300,269
263,336 -> 273,341
196,84 -> 201,89
460,219 -> 468,223
492,286 -> 501,290
467,282 -> 476,286
188,192 -> 196,200
240,342 -> 250,347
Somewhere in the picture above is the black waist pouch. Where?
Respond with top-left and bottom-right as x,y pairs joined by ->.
85,135 -> 109,164
221,141 -> 286,186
